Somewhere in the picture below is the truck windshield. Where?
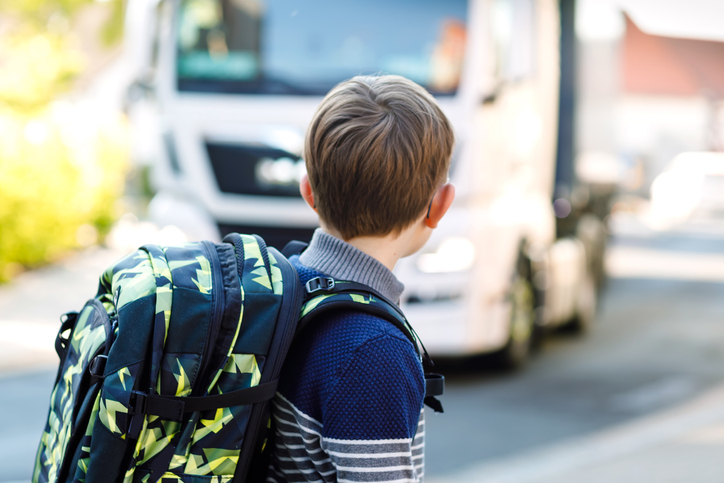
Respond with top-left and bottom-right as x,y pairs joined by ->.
176,0 -> 468,96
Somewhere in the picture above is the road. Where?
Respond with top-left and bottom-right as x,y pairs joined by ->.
424,216 -> 724,480
3,216 -> 724,482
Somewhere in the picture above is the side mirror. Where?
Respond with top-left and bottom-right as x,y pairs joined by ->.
481,91 -> 498,105
480,84 -> 503,105
123,77 -> 155,112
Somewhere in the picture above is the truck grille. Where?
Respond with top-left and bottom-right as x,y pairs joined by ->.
218,223 -> 316,250
205,142 -> 304,197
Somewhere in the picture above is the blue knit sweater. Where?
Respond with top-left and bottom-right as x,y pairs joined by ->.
266,234 -> 425,483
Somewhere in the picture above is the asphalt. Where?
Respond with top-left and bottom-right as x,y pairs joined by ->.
428,382 -> 724,482
3,227 -> 724,482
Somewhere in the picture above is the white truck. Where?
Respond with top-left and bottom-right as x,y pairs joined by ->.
125,0 -> 606,366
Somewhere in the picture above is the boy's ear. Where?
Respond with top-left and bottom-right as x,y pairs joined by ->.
424,183 -> 455,229
300,174 -> 317,213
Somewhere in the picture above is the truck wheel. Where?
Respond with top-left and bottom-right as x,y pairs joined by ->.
491,257 -> 536,369
566,270 -> 597,334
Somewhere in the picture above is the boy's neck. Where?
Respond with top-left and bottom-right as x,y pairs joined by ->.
320,223 -> 426,272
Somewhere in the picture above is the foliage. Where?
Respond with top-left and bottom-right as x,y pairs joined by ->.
1,0 -> 128,48
0,0 -> 90,15
0,0 -> 124,110
100,0 -> 125,46
0,107 -> 128,282
0,0 -> 128,282
0,29 -> 85,112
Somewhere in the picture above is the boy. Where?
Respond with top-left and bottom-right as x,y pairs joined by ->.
266,75 -> 455,483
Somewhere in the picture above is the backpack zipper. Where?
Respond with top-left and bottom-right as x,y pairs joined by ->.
197,241 -> 226,396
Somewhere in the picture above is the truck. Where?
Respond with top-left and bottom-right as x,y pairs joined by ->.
124,0 -> 608,367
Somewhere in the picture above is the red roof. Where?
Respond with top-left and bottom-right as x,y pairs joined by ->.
622,15 -> 724,97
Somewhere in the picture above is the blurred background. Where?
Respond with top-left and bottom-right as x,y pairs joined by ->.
2,0 -> 724,481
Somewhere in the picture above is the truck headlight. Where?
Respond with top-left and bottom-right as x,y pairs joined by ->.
256,156 -> 306,186
416,237 -> 475,273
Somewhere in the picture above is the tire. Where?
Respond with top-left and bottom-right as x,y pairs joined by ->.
565,269 -> 597,334
490,255 -> 536,370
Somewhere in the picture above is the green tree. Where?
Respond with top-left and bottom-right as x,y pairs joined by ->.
0,0 -> 128,282
0,0 -> 124,110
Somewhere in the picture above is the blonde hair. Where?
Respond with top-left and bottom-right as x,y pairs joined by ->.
304,75 -> 454,239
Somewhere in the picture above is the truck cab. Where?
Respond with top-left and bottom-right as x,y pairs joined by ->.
126,0 -> 604,365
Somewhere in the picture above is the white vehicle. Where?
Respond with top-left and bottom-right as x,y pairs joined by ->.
650,152 -> 724,223
125,0 -> 603,365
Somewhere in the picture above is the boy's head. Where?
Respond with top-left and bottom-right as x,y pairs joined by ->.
304,75 -> 455,240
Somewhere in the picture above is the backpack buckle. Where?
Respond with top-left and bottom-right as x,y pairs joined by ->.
305,277 -> 335,294
88,354 -> 108,384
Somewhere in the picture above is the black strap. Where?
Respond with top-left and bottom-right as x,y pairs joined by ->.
53,312 -> 79,387
424,374 -> 444,412
222,232 -> 246,281
425,373 -> 444,397
308,279 -> 405,317
424,396 -> 444,413
54,312 -> 78,362
282,240 -> 309,258
131,379 -> 279,423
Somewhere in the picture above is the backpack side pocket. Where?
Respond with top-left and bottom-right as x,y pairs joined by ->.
33,299 -> 111,483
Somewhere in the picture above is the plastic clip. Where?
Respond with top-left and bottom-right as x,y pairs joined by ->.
305,276 -> 335,294
88,354 -> 108,381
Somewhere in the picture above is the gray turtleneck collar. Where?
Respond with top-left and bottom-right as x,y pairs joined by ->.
298,229 -> 405,304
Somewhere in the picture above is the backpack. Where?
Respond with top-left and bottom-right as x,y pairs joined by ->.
32,233 -> 444,483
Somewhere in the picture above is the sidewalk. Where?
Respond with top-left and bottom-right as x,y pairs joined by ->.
0,246 -> 125,374
0,217 -> 180,374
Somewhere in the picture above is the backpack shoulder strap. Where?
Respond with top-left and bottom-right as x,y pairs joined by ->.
299,289 -> 414,346
282,240 -> 309,258
299,278 -> 444,412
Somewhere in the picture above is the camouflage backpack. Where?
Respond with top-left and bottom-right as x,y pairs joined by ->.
32,234 -> 443,483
